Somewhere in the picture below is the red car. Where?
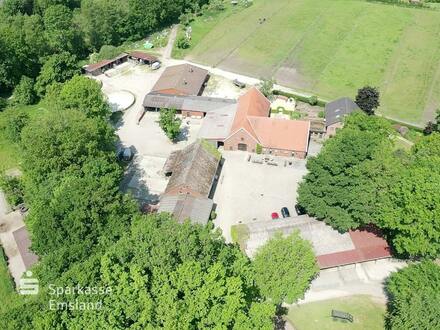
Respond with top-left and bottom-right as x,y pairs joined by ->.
271,212 -> 279,220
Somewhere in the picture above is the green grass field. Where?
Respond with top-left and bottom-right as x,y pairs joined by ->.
287,295 -> 386,330
183,0 -> 440,126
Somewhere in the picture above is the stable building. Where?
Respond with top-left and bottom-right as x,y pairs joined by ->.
128,51 -> 158,65
143,93 -> 236,119
82,53 -> 128,76
158,140 -> 222,225
151,63 -> 209,96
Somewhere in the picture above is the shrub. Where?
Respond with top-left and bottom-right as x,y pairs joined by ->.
177,36 -> 190,49
256,144 -> 262,154
318,110 -> 325,118
0,175 -> 24,207
12,76 -> 37,105
308,95 -> 318,106
1,108 -> 29,143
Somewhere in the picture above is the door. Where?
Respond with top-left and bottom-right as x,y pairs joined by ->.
238,143 -> 247,151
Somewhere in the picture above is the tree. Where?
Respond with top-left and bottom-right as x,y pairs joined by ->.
258,78 -> 275,98
423,120 -> 436,135
385,261 -> 440,329
355,86 -> 380,115
35,52 -> 79,97
56,75 -> 110,118
253,231 -> 318,305
1,0 -> 34,16
43,4 -> 83,54
176,35 -> 190,49
1,107 -> 29,142
20,109 -> 115,185
2,214 -> 276,329
0,175 -> 24,206
159,108 -> 181,141
297,112 -> 395,231
377,136 -> 440,258
11,76 -> 37,105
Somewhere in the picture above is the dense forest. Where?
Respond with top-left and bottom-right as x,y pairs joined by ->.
0,0 -> 208,96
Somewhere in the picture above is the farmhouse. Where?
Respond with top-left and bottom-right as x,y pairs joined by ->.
158,140 -> 222,224
325,97 -> 359,136
223,88 -> 310,158
82,53 -> 128,76
143,92 -> 236,118
151,63 -> 209,96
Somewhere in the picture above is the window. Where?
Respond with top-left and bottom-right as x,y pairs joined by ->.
241,137 -> 244,141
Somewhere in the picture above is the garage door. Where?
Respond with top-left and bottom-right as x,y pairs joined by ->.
238,143 -> 247,151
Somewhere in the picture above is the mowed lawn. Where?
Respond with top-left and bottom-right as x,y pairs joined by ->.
287,295 -> 386,330
185,0 -> 440,126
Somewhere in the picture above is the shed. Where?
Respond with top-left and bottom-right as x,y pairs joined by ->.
151,64 -> 209,96
158,195 -> 213,225
325,97 -> 359,127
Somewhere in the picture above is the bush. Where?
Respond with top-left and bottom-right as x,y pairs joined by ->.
1,109 -> 29,143
11,76 -> 37,106
273,90 -> 327,107
0,98 -> 7,112
176,36 -> 190,49
0,175 -> 24,207
318,110 -> 325,118
256,144 -> 262,154
308,95 -> 318,106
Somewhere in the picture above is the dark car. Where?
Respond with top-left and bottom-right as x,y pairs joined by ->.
295,204 -> 306,216
281,207 -> 290,218
233,79 -> 246,88
118,147 -> 134,162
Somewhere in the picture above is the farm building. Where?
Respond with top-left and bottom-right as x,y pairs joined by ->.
151,63 -> 209,96
158,140 -> 222,225
325,97 -> 360,136
223,88 -> 310,159
128,51 -> 158,65
143,92 -> 236,119
12,226 -> 39,271
244,217 -> 391,269
82,53 -> 128,76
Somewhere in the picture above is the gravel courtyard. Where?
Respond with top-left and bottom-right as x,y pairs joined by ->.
213,151 -> 308,242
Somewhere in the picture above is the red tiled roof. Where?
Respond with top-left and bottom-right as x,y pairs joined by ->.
317,228 -> 392,269
229,87 -> 271,140
248,116 -> 310,153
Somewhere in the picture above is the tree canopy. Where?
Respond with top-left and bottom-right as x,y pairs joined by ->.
159,108 -> 181,140
56,75 -> 110,118
385,261 -> 440,330
355,86 -> 380,115
298,112 -> 395,231
253,231 -> 318,305
1,214 -> 276,329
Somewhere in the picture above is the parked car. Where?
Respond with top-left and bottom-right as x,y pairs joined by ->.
295,204 -> 306,216
281,207 -> 290,218
151,61 -> 161,70
271,212 -> 279,220
17,203 -> 28,214
118,147 -> 134,162
233,79 -> 246,88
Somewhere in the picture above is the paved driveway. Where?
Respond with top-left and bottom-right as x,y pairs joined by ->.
213,151 -> 308,242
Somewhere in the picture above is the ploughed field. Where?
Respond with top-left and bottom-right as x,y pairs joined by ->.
186,0 -> 440,126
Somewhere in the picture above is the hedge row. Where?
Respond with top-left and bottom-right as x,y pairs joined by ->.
273,90 -> 327,107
